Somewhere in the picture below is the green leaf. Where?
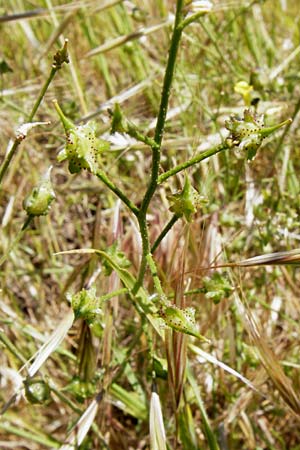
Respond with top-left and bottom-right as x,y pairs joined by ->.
110,383 -> 147,421
187,368 -> 220,450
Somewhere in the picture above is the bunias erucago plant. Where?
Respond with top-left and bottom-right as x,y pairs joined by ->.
53,100 -> 109,174
168,175 -> 207,222
159,301 -> 208,342
23,166 -> 55,217
225,109 -> 291,160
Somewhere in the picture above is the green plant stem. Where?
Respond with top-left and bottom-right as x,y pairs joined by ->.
0,139 -> 22,185
151,214 -> 179,253
0,42 -> 69,186
0,330 -> 27,364
140,0 -> 184,216
100,288 -> 128,302
146,253 -> 164,296
133,215 -> 150,294
0,69 -> 57,186
0,68 -> 57,185
96,170 -> 139,216
0,423 -> 60,448
28,67 -> 57,122
134,0 -> 185,293
158,143 -> 229,184
168,287 -> 206,299
126,122 -> 158,148
0,215 -> 33,267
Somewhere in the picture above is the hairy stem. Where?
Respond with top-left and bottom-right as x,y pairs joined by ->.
28,67 -> 57,122
158,143 -> 229,184
132,215 -> 150,294
151,214 -> 179,253
134,0 -> 185,293
96,170 -> 139,216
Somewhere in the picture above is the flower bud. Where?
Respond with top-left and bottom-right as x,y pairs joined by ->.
54,100 -> 109,174
234,81 -> 254,106
23,166 -> 55,216
52,39 -> 69,70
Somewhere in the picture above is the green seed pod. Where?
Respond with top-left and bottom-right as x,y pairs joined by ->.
68,285 -> 102,322
168,176 -> 206,222
160,303 -> 207,340
24,378 -> 51,404
54,100 -> 109,174
225,109 -> 291,160
23,167 -> 55,216
110,103 -> 128,134
65,376 -> 97,403
202,272 -> 233,304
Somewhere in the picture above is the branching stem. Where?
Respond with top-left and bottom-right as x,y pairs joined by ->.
133,0 -> 185,293
151,214 -> 179,254
96,170 -> 139,216
158,143 -> 229,184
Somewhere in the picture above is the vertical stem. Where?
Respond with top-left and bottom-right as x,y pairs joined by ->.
134,0 -> 185,293
139,0 -> 185,216
133,215 -> 150,294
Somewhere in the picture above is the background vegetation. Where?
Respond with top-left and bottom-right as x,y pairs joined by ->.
1,0 -> 300,449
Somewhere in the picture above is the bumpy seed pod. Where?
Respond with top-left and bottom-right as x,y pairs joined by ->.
160,303 -> 207,340
65,376 -> 97,403
225,109 -> 291,160
23,166 -> 55,216
168,176 -> 207,222
202,272 -> 233,304
68,285 -> 101,323
54,100 -> 109,174
24,378 -> 51,404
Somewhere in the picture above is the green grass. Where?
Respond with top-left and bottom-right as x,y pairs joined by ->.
1,0 -> 300,449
